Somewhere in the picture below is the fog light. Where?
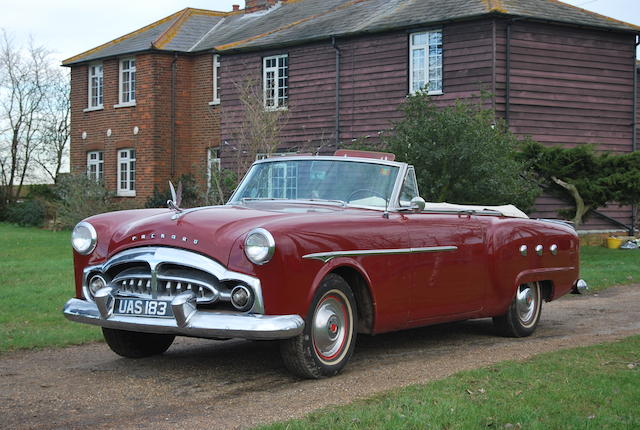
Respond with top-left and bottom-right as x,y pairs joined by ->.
88,275 -> 107,298
230,285 -> 254,311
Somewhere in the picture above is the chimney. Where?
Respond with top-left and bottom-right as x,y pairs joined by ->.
245,0 -> 285,13
232,4 -> 240,11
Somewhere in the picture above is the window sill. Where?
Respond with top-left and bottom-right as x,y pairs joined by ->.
264,106 -> 288,112
83,106 -> 104,113
209,100 -> 221,106
116,191 -> 136,197
407,90 -> 444,97
114,101 -> 137,109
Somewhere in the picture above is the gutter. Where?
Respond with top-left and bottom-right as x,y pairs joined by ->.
332,36 -> 341,148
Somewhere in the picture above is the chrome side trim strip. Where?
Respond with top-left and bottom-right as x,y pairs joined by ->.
63,298 -> 304,340
303,246 -> 458,263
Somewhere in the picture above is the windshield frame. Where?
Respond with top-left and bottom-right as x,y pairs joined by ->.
227,156 -> 410,211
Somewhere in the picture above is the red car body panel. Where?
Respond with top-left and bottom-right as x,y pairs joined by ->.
72,201 -> 579,335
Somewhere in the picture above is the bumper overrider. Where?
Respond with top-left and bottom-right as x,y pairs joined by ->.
63,246 -> 304,340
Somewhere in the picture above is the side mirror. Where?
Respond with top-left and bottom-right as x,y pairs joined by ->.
410,197 -> 426,212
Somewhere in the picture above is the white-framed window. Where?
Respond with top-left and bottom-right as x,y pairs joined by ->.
117,58 -> 136,106
409,30 -> 443,95
117,149 -> 136,196
207,147 -> 221,191
210,54 -> 221,105
256,161 -> 298,199
263,54 -> 288,109
87,63 -> 103,109
87,151 -> 104,181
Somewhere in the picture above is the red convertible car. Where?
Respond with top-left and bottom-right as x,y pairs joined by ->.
64,151 -> 585,378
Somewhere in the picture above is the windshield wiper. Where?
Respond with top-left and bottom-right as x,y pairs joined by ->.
241,197 -> 289,203
240,197 -> 347,207
305,198 -> 347,207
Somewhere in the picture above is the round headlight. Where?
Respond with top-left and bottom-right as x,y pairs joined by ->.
72,221 -> 97,255
244,228 -> 275,265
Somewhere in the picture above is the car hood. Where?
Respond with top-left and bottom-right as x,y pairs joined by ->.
85,203 -> 347,266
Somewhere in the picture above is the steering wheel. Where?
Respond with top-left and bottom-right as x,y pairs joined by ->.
346,189 -> 387,203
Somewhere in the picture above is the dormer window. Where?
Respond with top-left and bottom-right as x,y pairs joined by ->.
117,58 -> 136,107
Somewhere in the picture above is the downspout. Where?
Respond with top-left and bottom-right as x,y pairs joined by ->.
171,53 -> 178,178
505,21 -> 512,125
332,36 -> 341,148
631,35 -> 639,235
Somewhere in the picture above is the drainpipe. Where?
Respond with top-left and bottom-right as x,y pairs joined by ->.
332,36 -> 341,148
631,35 -> 639,235
171,53 -> 178,178
505,21 -> 512,125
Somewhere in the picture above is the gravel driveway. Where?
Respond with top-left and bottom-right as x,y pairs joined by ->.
1,284 -> 639,430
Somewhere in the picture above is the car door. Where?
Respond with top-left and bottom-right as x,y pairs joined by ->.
398,168 -> 490,322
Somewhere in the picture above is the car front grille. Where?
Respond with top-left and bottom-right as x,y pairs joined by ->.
108,265 -> 225,305
82,246 -> 264,313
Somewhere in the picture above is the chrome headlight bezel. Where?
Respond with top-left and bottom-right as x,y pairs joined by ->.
244,228 -> 275,265
71,221 -> 98,255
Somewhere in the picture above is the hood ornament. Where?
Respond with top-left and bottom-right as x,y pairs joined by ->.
167,181 -> 183,217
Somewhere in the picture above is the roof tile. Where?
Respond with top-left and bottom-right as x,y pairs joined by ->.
63,0 -> 640,65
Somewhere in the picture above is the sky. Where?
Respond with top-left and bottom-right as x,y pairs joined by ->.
0,0 -> 639,66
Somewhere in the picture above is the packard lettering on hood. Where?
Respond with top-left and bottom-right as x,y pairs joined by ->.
131,233 -> 199,245
63,151 -> 585,379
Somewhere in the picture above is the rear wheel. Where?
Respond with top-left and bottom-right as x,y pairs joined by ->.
102,328 -> 175,358
493,282 -> 542,337
280,274 -> 357,378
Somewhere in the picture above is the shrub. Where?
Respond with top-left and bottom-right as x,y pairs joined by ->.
55,174 -> 120,229
383,92 -> 540,211
145,174 -> 203,208
5,199 -> 46,227
519,141 -> 640,226
145,171 -> 239,208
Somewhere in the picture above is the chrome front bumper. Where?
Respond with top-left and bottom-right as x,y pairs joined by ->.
63,292 -> 304,340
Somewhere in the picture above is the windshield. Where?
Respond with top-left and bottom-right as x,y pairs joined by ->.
230,159 -> 400,207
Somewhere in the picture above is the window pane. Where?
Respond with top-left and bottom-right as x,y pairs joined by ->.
412,32 -> 427,46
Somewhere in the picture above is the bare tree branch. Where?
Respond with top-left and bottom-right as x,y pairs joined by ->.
0,30 -> 68,209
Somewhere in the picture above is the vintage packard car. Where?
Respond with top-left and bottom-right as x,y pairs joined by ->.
63,151 -> 585,378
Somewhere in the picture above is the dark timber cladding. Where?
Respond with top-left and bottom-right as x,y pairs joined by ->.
220,20 -> 495,155
220,16 -> 636,230
495,20 -> 636,229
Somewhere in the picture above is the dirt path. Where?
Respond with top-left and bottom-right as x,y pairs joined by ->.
1,284 -> 639,430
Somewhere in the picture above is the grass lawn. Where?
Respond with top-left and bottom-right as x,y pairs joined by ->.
580,246 -> 640,292
0,223 -> 101,353
0,222 -> 637,352
258,336 -> 640,430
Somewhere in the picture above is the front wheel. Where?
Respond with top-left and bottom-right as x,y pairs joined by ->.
280,274 -> 357,378
102,328 -> 175,358
493,282 -> 542,337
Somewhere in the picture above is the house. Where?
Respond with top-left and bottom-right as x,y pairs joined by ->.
63,0 -> 639,232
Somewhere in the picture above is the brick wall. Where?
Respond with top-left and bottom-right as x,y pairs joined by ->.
70,52 -> 220,203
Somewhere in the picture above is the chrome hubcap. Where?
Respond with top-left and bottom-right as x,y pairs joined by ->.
312,294 -> 348,361
516,284 -> 538,325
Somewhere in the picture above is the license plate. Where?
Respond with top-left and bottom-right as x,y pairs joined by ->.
114,298 -> 173,318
